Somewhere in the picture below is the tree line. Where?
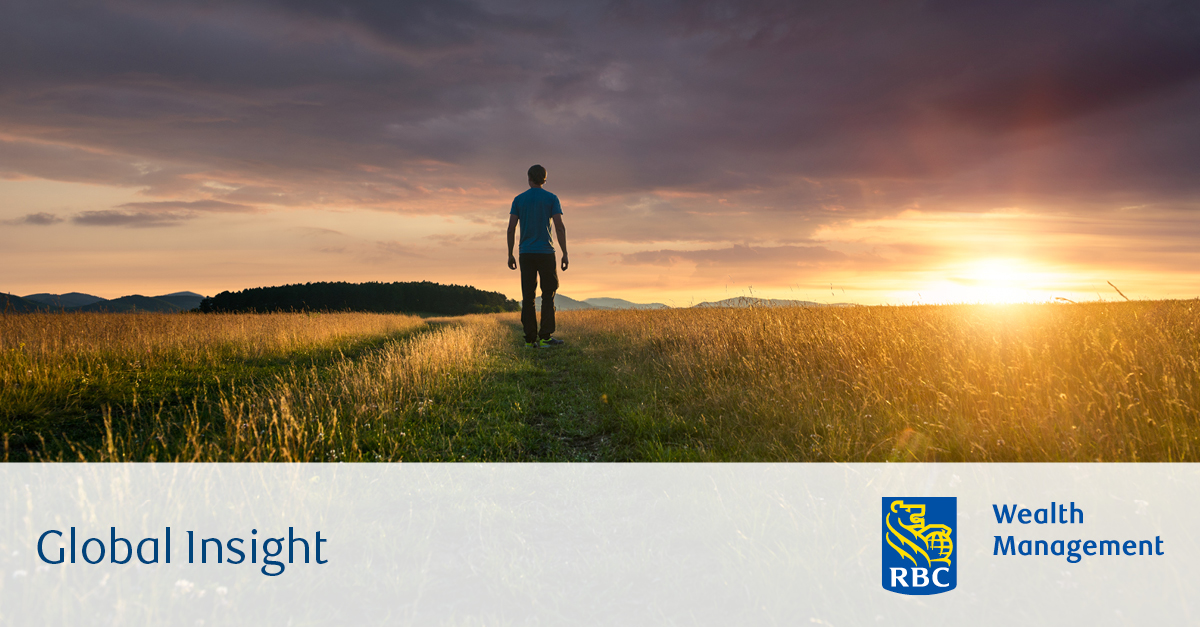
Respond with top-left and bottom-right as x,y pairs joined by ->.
198,281 -> 518,315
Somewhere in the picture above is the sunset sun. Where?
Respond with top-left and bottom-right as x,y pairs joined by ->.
918,259 -> 1055,304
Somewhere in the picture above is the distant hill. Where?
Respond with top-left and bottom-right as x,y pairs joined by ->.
693,297 -> 854,308
200,281 -> 518,315
22,292 -> 106,308
77,295 -> 183,313
1,292 -> 48,312
534,294 -> 604,311
582,297 -> 669,310
154,291 -> 205,311
530,295 -> 671,310
17,291 -> 203,312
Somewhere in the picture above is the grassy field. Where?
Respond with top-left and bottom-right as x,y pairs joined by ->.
2,301 -> 1198,461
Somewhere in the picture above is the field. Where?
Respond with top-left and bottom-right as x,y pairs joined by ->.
2,301 -> 1198,462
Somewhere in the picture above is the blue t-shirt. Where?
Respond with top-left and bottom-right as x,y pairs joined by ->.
510,187 -> 563,254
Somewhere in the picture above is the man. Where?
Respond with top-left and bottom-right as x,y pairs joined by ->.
507,164 -> 568,348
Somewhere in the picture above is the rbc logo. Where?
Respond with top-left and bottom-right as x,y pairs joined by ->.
882,497 -> 957,595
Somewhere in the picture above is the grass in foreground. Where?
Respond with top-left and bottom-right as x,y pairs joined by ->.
2,301 -> 1198,461
561,301 -> 1200,461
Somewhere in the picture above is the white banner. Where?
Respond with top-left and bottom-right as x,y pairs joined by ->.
1,464 -> 1195,626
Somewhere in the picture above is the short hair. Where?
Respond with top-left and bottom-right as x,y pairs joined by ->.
527,164 -> 547,184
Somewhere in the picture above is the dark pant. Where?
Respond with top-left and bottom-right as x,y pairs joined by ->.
519,253 -> 558,343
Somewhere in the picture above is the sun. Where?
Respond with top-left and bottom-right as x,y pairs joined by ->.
967,259 -> 1019,284
916,259 -> 1051,304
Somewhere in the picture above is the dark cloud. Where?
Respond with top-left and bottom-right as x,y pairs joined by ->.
72,210 -> 191,227
251,0 -> 538,51
0,138 -> 154,186
0,0 -> 1197,232
68,199 -> 258,227
3,212 -> 64,225
924,1 -> 1200,130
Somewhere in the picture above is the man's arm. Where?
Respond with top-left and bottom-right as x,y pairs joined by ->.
506,214 -> 519,270
552,214 -> 568,271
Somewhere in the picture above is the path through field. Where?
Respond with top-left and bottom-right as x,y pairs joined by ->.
480,315 -> 701,462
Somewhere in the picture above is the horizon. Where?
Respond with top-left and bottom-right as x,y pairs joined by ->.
10,284 -> 1175,310
3,1 -> 1199,306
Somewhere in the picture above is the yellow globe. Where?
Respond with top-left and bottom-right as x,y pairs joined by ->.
926,530 -> 953,561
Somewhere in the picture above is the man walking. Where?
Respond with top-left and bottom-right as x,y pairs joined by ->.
507,164 -> 568,348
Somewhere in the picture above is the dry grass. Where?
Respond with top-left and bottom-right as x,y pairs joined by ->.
1,310 -> 426,362
1,312 -> 426,423
5,301 -> 1199,462
91,315 -> 508,462
563,300 -> 1200,461
1,312 -> 430,459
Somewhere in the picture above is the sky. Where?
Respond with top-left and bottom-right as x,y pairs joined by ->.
2,0 -> 1199,306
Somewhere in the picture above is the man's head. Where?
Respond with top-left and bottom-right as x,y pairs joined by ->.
528,164 -> 547,187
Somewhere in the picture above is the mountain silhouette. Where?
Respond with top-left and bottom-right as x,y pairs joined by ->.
154,291 -> 205,310
76,295 -> 182,312
22,292 -> 106,308
1,292 -> 48,312
582,297 -> 669,309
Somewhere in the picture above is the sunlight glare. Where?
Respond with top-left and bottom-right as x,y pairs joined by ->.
917,258 -> 1053,304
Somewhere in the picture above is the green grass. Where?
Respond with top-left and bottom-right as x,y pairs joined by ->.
3,301 -> 1199,462
0,311 -> 708,461
4,333 -> 414,454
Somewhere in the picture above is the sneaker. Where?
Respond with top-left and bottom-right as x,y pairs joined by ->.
525,341 -> 540,348
539,337 -> 565,347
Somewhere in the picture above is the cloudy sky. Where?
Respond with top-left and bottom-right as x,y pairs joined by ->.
2,0 -> 1198,305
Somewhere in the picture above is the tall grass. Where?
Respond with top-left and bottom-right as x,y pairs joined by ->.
5,302 -> 1199,462
1,310 -> 426,361
3,313 -> 426,410
91,315 -> 508,462
563,301 -> 1200,461
1,312 -> 426,458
